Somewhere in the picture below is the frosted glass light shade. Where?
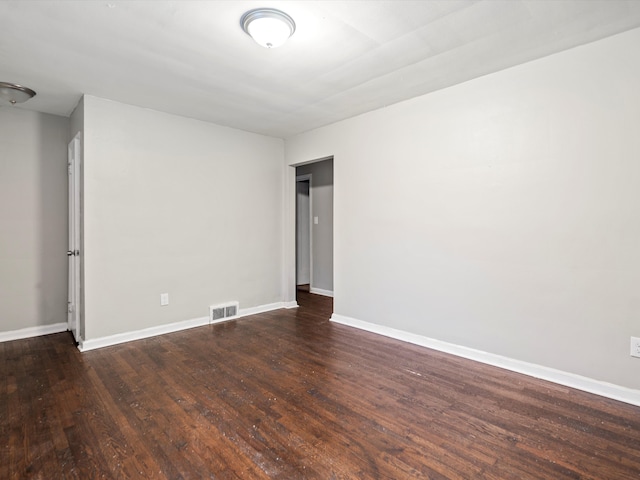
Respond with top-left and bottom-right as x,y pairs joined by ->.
0,82 -> 36,105
241,8 -> 295,48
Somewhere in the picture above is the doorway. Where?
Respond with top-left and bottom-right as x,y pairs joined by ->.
294,158 -> 333,302
296,175 -> 312,289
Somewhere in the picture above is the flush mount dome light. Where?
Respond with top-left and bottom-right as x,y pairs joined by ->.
241,8 -> 295,48
0,82 -> 36,105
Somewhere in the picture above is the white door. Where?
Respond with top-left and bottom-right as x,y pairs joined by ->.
67,133 -> 81,342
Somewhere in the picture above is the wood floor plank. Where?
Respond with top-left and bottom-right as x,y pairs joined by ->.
2,291 -> 640,479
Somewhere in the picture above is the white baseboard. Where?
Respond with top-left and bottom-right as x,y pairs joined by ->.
0,322 -> 68,343
209,302 -> 290,325
310,287 -> 334,297
79,301 -> 292,352
79,316 -> 210,351
284,301 -> 299,309
331,313 -> 640,408
239,302 -> 287,317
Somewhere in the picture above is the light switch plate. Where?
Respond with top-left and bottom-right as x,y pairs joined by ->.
160,293 -> 169,306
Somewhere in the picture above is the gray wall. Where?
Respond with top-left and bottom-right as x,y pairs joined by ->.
0,108 -> 69,332
286,28 -> 640,391
81,96 -> 285,341
297,159 -> 333,293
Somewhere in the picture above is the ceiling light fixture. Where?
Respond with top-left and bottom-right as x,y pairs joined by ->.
0,82 -> 37,105
241,8 -> 295,48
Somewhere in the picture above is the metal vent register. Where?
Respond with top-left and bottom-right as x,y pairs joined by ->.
209,302 -> 239,323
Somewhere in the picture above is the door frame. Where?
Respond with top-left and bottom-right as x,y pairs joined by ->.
295,174 -> 313,288
285,156 -> 333,306
67,132 -> 81,342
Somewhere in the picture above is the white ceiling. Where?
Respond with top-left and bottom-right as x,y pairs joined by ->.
1,0 -> 640,138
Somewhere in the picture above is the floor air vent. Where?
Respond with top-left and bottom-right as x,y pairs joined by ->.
225,305 -> 237,317
209,302 -> 239,323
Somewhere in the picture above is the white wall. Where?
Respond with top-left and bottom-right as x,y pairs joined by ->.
69,96 -> 84,143
0,108 -> 69,332
296,159 -> 334,293
82,96 -> 284,340
285,28 -> 640,391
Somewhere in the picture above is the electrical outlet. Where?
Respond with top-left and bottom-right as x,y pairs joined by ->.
160,293 -> 169,306
631,337 -> 640,358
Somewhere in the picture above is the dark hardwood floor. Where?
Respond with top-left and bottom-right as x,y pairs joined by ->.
2,291 -> 640,479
